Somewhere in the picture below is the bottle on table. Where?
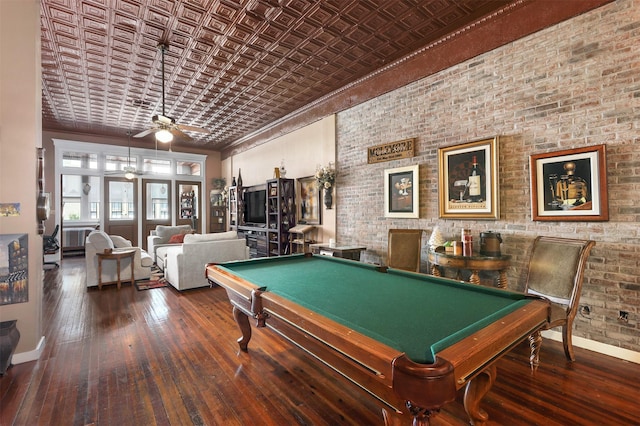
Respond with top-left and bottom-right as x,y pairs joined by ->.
462,228 -> 473,256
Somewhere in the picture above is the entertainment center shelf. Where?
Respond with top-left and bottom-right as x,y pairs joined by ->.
237,226 -> 268,258
231,178 -> 296,258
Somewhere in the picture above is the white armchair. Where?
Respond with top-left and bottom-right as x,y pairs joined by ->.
164,234 -> 249,291
147,224 -> 193,266
85,231 -> 153,288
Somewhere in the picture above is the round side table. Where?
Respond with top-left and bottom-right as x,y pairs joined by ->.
96,249 -> 136,290
428,250 -> 511,288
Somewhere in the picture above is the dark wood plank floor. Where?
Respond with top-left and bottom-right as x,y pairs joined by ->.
1,257 -> 638,425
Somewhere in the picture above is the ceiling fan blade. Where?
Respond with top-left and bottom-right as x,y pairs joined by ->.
177,124 -> 210,134
133,128 -> 155,138
171,128 -> 192,141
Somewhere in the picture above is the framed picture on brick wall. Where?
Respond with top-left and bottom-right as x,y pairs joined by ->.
438,137 -> 499,219
384,165 -> 419,218
530,144 -> 608,221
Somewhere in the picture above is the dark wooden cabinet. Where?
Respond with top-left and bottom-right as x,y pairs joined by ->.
266,178 -> 296,256
238,227 -> 268,258
236,178 -> 295,258
210,191 -> 226,233
210,206 -> 226,233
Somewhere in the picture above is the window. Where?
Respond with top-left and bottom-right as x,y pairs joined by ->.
145,182 -> 170,220
105,154 -> 132,172
62,175 -> 100,222
108,180 -> 135,220
143,158 -> 171,175
62,152 -> 98,169
54,139 -> 206,230
177,160 -> 201,176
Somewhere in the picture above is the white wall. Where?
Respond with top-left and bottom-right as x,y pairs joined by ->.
0,0 -> 44,360
222,115 -> 336,242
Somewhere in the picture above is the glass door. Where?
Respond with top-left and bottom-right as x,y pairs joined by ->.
104,177 -> 137,246
142,179 -> 171,250
176,181 -> 200,231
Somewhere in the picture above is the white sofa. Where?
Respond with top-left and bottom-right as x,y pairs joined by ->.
147,224 -> 193,267
85,231 -> 153,288
163,232 -> 249,291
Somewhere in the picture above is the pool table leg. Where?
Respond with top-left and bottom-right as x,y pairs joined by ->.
233,306 -> 252,351
463,364 -> 496,426
382,406 -> 434,426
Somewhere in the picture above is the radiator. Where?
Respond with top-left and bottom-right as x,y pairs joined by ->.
62,227 -> 97,251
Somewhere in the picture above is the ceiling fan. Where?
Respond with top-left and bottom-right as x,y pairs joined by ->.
106,131 -> 143,179
134,43 -> 209,143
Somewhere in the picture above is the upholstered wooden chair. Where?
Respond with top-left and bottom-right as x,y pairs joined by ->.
387,229 -> 423,272
524,236 -> 595,368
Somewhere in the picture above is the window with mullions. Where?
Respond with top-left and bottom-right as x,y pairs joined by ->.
143,158 -> 171,175
62,152 -> 98,169
62,175 -> 100,222
177,160 -> 201,176
151,198 -> 169,219
105,154 -> 132,172
109,202 -> 135,219
108,180 -> 135,220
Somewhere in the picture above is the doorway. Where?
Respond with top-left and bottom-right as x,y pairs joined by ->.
142,179 -> 171,250
176,181 -> 201,230
104,177 -> 138,246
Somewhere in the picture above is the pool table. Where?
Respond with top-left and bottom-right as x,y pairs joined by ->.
206,254 -> 549,425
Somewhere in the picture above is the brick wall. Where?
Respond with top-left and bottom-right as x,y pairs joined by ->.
335,0 -> 639,352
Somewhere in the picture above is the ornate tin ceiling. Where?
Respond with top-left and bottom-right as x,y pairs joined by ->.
39,0 -> 602,152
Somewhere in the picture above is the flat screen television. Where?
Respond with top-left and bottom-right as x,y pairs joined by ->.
244,189 -> 266,225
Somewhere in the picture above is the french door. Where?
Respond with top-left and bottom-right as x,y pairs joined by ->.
104,177 -> 138,246
176,180 -> 201,230
142,179 -> 172,250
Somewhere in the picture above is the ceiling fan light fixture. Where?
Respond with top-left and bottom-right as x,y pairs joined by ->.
156,129 -> 173,143
125,171 -> 136,180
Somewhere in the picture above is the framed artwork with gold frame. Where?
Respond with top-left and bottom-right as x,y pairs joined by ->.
438,137 -> 499,219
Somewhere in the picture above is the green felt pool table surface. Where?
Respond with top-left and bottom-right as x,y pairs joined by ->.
206,253 -> 550,425
215,254 -> 533,364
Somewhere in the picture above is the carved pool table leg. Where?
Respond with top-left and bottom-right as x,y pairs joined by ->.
463,364 -> 496,426
233,306 -> 252,351
382,405 -> 433,426
528,329 -> 543,372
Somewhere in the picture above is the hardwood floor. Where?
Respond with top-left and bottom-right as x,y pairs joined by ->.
1,257 -> 638,426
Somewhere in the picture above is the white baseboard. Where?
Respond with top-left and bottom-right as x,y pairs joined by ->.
542,330 -> 640,364
12,336 -> 46,364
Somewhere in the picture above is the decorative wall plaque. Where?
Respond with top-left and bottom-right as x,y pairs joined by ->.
367,138 -> 415,164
